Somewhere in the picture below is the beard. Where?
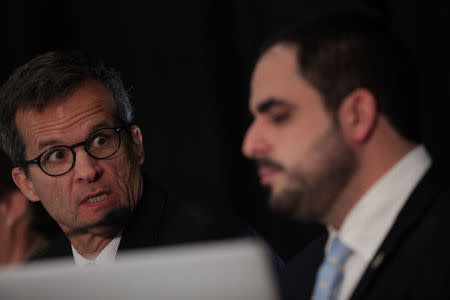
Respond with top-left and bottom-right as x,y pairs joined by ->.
268,124 -> 357,222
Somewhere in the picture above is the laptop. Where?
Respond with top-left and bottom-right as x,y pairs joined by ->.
0,239 -> 280,300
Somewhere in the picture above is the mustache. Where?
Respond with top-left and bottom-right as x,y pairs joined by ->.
255,158 -> 284,171
67,207 -> 132,237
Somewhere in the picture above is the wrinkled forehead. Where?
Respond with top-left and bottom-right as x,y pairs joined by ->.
14,81 -> 118,152
15,80 -> 116,122
16,78 -> 113,114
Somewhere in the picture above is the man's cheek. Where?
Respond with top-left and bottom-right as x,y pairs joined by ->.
117,162 -> 131,185
111,160 -> 133,195
48,188 -> 66,214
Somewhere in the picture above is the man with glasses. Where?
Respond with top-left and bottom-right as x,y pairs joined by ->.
0,51 -> 246,265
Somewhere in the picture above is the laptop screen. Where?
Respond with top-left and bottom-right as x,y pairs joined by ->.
0,239 -> 280,300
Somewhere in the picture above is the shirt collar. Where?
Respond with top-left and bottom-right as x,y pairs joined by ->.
72,232 -> 122,266
327,145 -> 431,261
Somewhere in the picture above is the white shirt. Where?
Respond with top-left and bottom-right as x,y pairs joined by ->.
72,233 -> 122,266
326,145 -> 431,300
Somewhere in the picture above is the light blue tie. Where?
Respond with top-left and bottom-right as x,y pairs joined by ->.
312,237 -> 351,300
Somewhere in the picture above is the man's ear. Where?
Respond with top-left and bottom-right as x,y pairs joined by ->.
129,125 -> 145,165
11,167 -> 40,202
337,88 -> 377,144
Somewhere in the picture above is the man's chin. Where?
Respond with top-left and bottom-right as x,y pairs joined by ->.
66,208 -> 131,238
87,226 -> 121,238
268,188 -> 315,221
268,189 -> 299,217
87,207 -> 131,231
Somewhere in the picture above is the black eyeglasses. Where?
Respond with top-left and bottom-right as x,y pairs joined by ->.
19,126 -> 126,176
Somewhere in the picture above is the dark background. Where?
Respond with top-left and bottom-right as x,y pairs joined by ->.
3,0 -> 449,261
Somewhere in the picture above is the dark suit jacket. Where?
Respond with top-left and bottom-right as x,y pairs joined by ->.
280,165 -> 450,300
36,178 -> 256,260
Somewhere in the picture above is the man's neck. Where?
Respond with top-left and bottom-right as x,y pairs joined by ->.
325,138 -> 417,230
68,229 -> 119,258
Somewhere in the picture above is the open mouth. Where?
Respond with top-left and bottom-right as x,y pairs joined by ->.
86,193 -> 108,203
258,167 -> 281,185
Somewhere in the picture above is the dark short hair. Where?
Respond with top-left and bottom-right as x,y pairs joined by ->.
0,51 -> 134,166
260,12 -> 421,142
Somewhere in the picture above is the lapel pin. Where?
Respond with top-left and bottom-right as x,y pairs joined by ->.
370,252 -> 385,270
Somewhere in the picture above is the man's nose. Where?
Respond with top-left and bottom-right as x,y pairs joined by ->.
73,148 -> 103,183
242,121 -> 272,159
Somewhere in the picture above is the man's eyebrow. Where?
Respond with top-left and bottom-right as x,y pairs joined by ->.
90,121 -> 114,132
255,98 -> 292,114
37,139 -> 63,151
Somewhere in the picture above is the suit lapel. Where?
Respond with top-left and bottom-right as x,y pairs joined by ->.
118,179 -> 167,252
280,233 -> 328,300
350,166 -> 442,300
33,230 -> 73,261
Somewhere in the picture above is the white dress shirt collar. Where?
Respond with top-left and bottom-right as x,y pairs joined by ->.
327,145 -> 431,258
325,145 -> 431,300
72,232 -> 122,266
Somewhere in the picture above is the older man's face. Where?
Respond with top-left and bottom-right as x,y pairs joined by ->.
13,80 -> 144,235
242,44 -> 356,221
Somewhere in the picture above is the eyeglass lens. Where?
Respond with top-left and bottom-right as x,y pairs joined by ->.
40,128 -> 120,175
